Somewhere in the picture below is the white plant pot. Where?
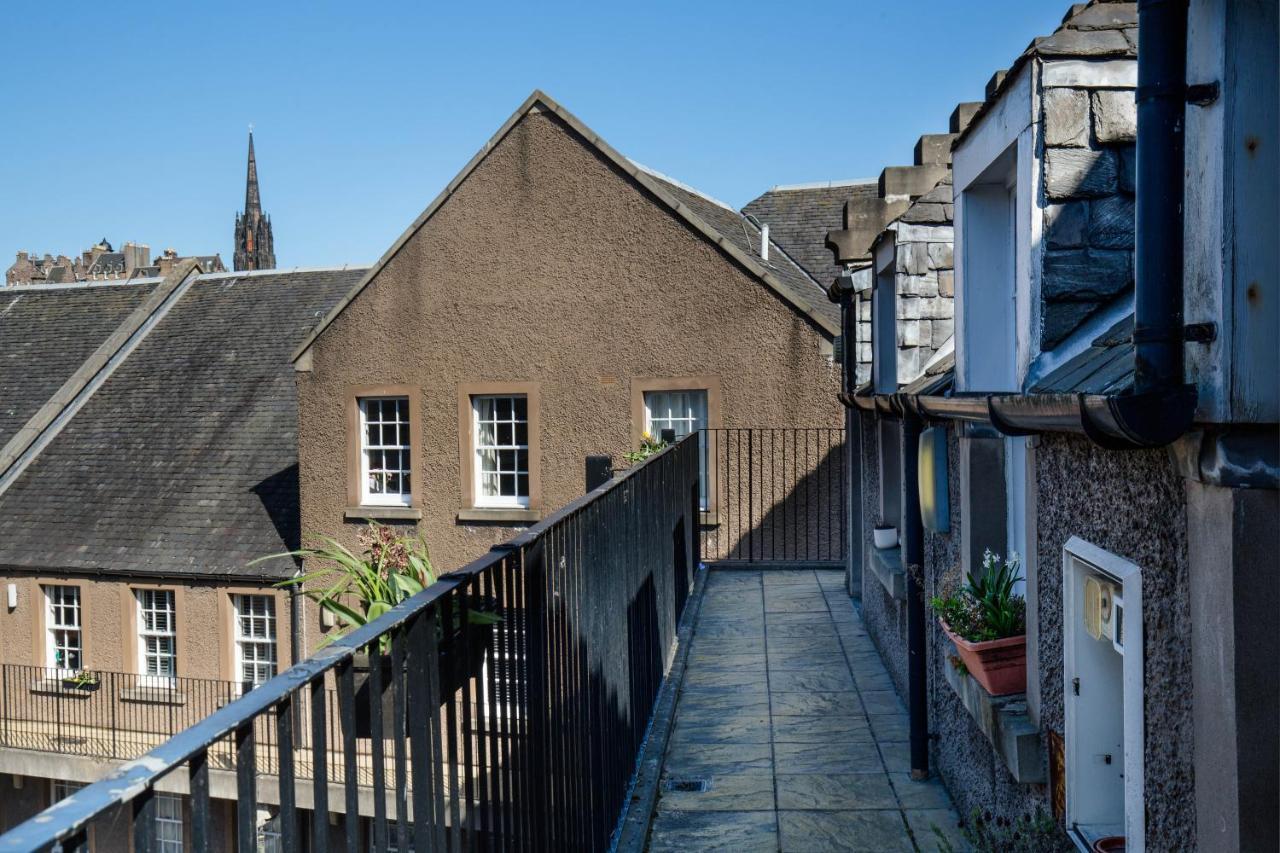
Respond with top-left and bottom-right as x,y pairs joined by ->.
873,526 -> 898,550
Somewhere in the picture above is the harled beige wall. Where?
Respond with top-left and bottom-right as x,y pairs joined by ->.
297,109 -> 842,647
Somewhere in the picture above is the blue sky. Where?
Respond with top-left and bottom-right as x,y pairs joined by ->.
1,1 -> 1067,270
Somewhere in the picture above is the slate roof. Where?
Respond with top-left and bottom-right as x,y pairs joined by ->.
0,268 -> 364,580
957,0 -> 1138,145
742,181 -> 878,282
640,170 -> 840,330
0,282 -> 158,447
1030,313 -> 1133,394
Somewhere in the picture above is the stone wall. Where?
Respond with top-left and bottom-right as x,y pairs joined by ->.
892,197 -> 954,384
1039,62 -> 1137,349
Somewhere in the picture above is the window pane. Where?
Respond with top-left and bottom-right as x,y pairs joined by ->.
482,473 -> 498,496
497,422 -> 512,446
514,397 -> 527,420
476,397 -> 495,421
515,420 -> 528,446
478,419 -> 496,444
517,473 -> 529,497
496,397 -> 512,419
498,449 -> 516,471
396,398 -> 409,421
500,474 -> 516,496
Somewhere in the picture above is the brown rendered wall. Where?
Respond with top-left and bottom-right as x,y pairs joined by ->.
297,108 -> 842,641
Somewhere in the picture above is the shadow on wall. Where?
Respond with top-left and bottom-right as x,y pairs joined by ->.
703,432 -> 846,563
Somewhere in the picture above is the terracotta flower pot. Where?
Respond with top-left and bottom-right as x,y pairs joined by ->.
940,619 -> 1026,696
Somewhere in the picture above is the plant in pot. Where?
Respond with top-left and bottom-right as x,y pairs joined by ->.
62,669 -> 100,691
258,523 -> 500,738
873,520 -> 898,550
623,430 -> 668,464
931,549 -> 1027,696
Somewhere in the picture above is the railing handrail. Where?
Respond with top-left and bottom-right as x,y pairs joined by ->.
0,433 -> 703,853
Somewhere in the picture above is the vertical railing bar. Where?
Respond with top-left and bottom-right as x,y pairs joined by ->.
368,641 -> 389,853
190,747 -> 211,851
441,592 -> 463,853
336,659 -> 360,853
389,631 -> 410,853
425,600 -> 448,853
405,610 -> 434,852
458,577 -> 478,852
276,695 -> 299,853
235,720 -> 257,853
308,679 -> 330,853
489,560 -> 511,853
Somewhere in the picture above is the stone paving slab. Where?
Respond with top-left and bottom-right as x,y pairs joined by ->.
647,568 -> 967,852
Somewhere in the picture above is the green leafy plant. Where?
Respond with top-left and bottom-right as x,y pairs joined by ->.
255,523 -> 498,648
623,430 -> 668,464
934,806 -> 1069,853
930,550 -> 1026,643
63,670 -> 99,688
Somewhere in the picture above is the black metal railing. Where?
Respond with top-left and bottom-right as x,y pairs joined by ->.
0,435 -> 701,853
700,427 -> 846,565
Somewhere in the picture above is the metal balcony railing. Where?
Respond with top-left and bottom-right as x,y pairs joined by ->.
0,435 -> 702,853
700,427 -> 846,565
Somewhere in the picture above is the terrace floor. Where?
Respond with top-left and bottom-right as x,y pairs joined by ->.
646,568 -> 968,852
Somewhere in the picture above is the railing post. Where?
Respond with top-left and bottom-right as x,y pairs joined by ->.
111,672 -> 118,759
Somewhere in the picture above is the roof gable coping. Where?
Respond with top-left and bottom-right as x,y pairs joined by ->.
291,90 -> 837,364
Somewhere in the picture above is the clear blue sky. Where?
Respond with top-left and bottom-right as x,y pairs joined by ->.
1,1 -> 1067,270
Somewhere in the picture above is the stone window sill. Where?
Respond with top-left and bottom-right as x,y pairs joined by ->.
868,545 -> 906,601
119,687 -> 187,706
29,679 -> 98,698
698,511 -> 720,528
456,507 -> 542,524
344,505 -> 423,522
942,644 -> 1044,784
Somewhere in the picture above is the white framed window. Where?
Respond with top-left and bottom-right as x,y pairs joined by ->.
155,793 -> 184,853
234,595 -> 277,690
256,807 -> 282,853
137,589 -> 177,685
44,585 -> 83,673
472,395 -> 529,508
359,396 -> 412,506
644,389 -> 709,509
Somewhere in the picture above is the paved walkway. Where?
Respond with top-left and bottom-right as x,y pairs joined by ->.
647,568 -> 967,852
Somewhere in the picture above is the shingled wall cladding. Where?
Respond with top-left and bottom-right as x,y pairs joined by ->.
892,178 -> 954,383
1039,63 -> 1137,349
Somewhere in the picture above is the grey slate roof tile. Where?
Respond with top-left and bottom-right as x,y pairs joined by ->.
0,269 -> 363,580
0,283 -> 158,447
1031,313 -> 1134,394
742,182 -> 878,282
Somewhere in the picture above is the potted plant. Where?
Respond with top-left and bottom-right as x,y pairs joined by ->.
258,523 -> 500,737
931,550 -> 1027,696
624,430 -> 668,464
61,670 -> 100,691
873,521 -> 898,550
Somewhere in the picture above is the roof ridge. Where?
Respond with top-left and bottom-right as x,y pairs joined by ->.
763,178 -> 878,192
290,89 -> 840,361
0,260 -> 202,499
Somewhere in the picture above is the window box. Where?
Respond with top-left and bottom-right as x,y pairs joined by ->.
939,620 -> 1027,696
941,642 -> 1044,784
29,679 -> 96,698
868,545 -> 906,601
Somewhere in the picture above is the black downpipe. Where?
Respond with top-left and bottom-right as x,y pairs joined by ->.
1134,0 -> 1187,393
901,410 -> 929,778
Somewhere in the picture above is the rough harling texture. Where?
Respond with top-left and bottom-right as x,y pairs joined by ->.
1034,434 -> 1195,848
1037,3 -> 1138,348
298,108 -> 842,605
925,428 -> 1049,826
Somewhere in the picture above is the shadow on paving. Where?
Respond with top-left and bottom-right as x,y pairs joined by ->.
646,568 -> 966,853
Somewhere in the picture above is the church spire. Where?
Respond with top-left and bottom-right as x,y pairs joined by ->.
244,128 -> 261,216
234,127 -> 276,272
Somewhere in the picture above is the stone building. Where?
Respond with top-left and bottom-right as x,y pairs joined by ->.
233,130 -> 276,271
839,2 -> 1277,851
0,261 -> 363,848
292,90 -> 843,586
5,239 -> 226,286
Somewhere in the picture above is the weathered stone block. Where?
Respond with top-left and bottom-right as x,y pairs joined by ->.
927,242 -> 953,270
920,297 -> 953,320
1118,145 -> 1136,194
897,296 -> 922,320
938,270 -> 954,298
880,165 -> 950,201
931,317 -> 955,348
1042,301 -> 1102,349
900,273 -> 938,298
950,101 -> 983,134
857,342 -> 873,363
1043,88 -> 1090,147
895,223 -> 953,243
1044,200 -> 1089,248
899,203 -> 949,224
857,300 -> 871,321
896,242 -> 930,275
896,347 -> 926,384
1068,2 -> 1137,30
914,133 -> 957,166
897,320 -> 924,347
1042,248 -> 1132,301
1089,195 -> 1135,248
1036,28 -> 1132,57
1044,147 -> 1117,199
1092,89 -> 1136,143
